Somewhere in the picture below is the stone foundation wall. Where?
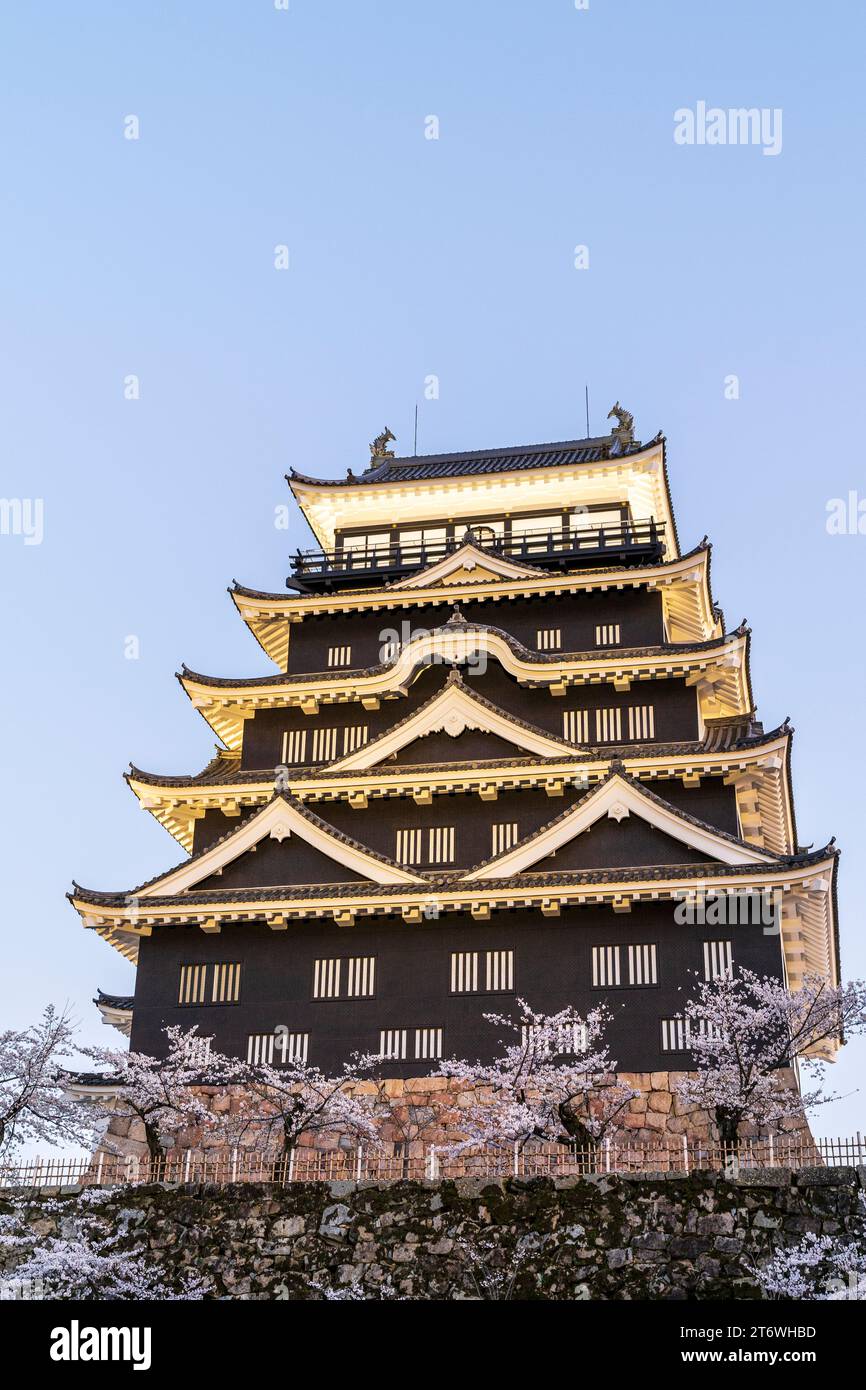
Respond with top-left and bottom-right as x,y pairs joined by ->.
97,1070 -> 808,1161
4,1168 -> 865,1300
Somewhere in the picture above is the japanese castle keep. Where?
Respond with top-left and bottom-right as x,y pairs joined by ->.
72,410 -> 840,1124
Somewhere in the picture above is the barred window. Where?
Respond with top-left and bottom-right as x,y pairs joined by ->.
595,707 -> 622,742
396,827 -> 423,864
379,1028 -> 407,1060
491,822 -> 519,855
414,1027 -> 443,1060
451,950 -> 479,993
281,729 -> 308,764
660,1017 -> 690,1053
536,628 -> 562,651
627,705 -> 655,740
396,826 -> 455,865
485,949 -> 513,992
179,963 -> 241,1006
627,942 -> 658,986
327,645 -> 352,668
450,949 -> 514,993
428,826 -> 455,864
592,944 -> 657,987
247,1031 -> 308,1065
522,1023 -> 587,1054
313,958 -> 342,1000
563,709 -> 589,743
595,624 -> 621,646
312,727 -> 339,761
346,956 -> 376,998
342,725 -> 369,755
703,939 -> 733,981
591,945 -> 621,988
211,962 -> 242,1004
178,964 -> 207,1006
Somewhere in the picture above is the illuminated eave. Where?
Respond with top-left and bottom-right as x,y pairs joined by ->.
70,852 -> 837,992
289,438 -> 679,556
128,728 -> 795,857
232,542 -> 718,670
180,628 -> 752,751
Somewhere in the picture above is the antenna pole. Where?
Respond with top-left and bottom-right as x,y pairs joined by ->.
585,385 -> 590,438
414,403 -> 418,455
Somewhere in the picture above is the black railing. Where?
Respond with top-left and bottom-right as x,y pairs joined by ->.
290,519 -> 665,588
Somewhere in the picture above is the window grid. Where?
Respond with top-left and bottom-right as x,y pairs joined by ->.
342,725 -> 369,755
451,950 -> 479,993
327,645 -> 352,668
247,1032 -> 308,1066
660,1017 -> 690,1052
628,942 -> 658,986
627,705 -> 656,740
281,729 -> 308,764
485,949 -> 514,992
591,945 -> 621,988
313,958 -> 342,1000
178,964 -> 208,1006
703,939 -> 733,981
346,956 -> 376,998
211,962 -> 242,1004
536,628 -> 562,652
312,727 -> 339,761
522,1023 -> 587,1055
428,826 -> 455,864
563,709 -> 590,743
415,1027 -> 443,1061
595,707 -> 623,742
491,822 -> 519,855
595,623 -> 621,646
396,827 -> 423,864
379,1028 -> 407,1060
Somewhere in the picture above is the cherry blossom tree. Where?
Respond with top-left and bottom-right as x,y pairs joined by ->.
752,1232 -> 866,1301
0,1190 -> 208,1300
0,1006 -> 100,1159
436,1000 -> 635,1153
675,970 -> 866,1144
87,1026 -> 243,1163
229,1052 -> 381,1158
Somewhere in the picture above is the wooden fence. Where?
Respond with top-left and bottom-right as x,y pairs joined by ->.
1,1133 -> 864,1191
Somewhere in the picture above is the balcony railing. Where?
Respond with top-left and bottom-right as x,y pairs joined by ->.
290,518 -> 666,589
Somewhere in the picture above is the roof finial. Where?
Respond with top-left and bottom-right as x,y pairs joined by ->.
370,427 -> 396,461
607,402 -> 635,454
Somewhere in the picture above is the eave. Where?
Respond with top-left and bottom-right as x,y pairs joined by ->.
287,437 -> 679,557
179,626 -> 753,750
128,727 -> 796,856
231,542 -> 719,669
71,851 -> 838,988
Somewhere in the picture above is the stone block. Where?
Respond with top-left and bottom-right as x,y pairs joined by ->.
647,1092 -> 673,1114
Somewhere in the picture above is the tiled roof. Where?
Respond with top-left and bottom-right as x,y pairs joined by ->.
178,622 -> 746,689
94,989 -> 134,1011
126,721 -> 791,789
461,764 -> 787,879
287,434 -> 651,489
69,844 -> 838,910
73,791 -> 414,902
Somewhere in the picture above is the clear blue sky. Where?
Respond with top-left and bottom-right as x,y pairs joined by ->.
2,1 -> 864,1139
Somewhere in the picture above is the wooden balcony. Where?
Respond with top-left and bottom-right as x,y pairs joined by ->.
289,519 -> 666,591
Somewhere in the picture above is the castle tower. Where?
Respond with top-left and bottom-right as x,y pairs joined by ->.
72,415 -> 840,1132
